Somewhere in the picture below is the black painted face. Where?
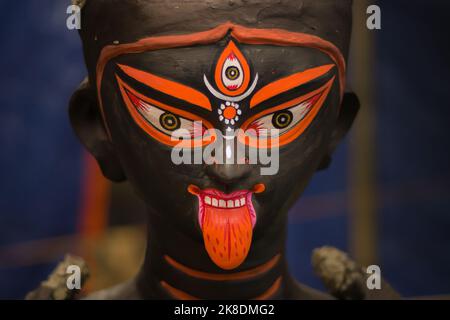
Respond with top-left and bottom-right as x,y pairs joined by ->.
97,33 -> 343,270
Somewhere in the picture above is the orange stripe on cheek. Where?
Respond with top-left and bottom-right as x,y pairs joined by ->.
118,64 -> 212,111
250,64 -> 335,108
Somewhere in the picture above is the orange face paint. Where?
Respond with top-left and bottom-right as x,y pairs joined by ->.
250,64 -> 334,108
118,64 -> 212,111
223,106 -> 237,119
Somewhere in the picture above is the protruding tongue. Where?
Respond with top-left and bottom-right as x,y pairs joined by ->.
201,204 -> 252,270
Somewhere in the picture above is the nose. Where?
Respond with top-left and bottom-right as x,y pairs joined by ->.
205,163 -> 253,185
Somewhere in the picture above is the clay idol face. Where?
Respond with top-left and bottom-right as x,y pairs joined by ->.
96,25 -> 344,270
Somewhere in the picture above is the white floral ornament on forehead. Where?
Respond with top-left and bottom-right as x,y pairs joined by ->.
218,101 -> 242,125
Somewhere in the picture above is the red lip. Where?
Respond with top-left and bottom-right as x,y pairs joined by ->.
188,184 -> 265,228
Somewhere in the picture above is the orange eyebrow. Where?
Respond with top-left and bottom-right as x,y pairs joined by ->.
117,64 -> 212,111
250,64 -> 334,108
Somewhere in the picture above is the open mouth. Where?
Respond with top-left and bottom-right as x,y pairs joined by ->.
188,184 -> 265,270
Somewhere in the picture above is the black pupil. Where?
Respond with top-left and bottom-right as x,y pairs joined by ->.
226,66 -> 239,80
272,111 -> 293,129
160,113 -> 180,131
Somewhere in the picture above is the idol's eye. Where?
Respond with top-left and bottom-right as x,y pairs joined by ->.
239,77 -> 335,148
159,113 -> 180,131
225,66 -> 240,81
222,55 -> 244,91
246,97 -> 315,138
272,111 -> 293,129
116,76 -> 215,147
131,94 -> 198,138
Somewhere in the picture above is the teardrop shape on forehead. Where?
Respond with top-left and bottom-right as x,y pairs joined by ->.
214,40 -> 251,97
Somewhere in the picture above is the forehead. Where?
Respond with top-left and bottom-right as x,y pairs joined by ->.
84,0 -> 351,38
81,0 -> 352,75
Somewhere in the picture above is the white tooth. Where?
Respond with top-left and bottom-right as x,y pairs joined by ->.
235,199 -> 240,207
219,199 -> 226,208
205,196 -> 211,205
240,197 -> 246,206
212,198 -> 218,207
227,200 -> 234,208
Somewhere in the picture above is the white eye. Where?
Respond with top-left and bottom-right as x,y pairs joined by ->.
247,99 -> 313,138
130,93 -> 205,139
221,52 -> 244,91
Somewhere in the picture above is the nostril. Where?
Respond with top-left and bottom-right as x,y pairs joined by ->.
241,156 -> 250,164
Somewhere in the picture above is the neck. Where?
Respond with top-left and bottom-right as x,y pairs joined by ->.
135,208 -> 290,300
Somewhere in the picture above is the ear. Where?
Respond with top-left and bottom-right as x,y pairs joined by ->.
317,92 -> 360,171
69,78 -> 126,182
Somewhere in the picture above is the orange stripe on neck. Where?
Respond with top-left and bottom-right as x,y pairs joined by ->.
253,277 -> 282,300
160,281 -> 199,300
164,254 -> 281,281
160,277 -> 282,300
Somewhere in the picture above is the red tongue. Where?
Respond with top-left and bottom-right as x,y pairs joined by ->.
202,204 -> 253,270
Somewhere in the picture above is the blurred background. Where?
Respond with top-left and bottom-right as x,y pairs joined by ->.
1,0 -> 449,299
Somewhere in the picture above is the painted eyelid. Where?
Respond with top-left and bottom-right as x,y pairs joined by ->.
244,92 -> 320,128
116,75 -> 216,148
249,64 -> 335,109
255,97 -> 314,122
137,103 -> 212,140
138,99 -> 194,123
116,75 -> 212,125
239,77 -> 335,148
254,101 -> 311,130
246,77 -> 334,124
117,64 -> 212,111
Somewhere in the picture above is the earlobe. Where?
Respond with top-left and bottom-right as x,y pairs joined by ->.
317,92 -> 360,171
69,78 -> 127,182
